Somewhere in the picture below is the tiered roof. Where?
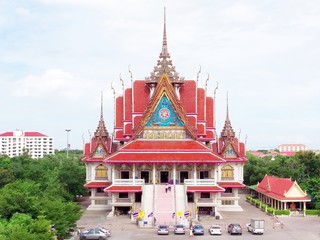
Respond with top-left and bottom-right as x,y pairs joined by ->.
106,139 -> 225,164
255,175 -> 310,201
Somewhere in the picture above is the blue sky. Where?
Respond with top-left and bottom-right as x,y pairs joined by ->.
1,0 -> 319,151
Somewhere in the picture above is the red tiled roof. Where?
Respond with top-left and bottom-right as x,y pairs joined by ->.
218,181 -> 246,188
24,132 -> 47,137
225,157 -> 247,163
280,151 -> 296,156
249,152 -> 265,157
84,181 -> 111,188
106,139 -> 226,164
0,132 -> 47,137
0,132 -> 13,136
255,175 -> 311,201
82,157 -> 105,163
121,139 -> 211,150
104,185 -> 142,192
186,185 -> 225,193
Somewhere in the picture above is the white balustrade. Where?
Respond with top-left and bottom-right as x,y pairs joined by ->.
113,178 -> 145,185
184,179 -> 216,186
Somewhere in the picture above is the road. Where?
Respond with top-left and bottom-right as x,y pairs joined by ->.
75,194 -> 320,240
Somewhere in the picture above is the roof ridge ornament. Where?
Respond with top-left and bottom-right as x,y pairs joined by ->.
145,6 -> 184,84
94,91 -> 109,138
221,92 -> 235,140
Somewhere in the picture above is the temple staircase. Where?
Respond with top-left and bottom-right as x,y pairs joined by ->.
154,185 -> 175,226
141,184 -> 154,217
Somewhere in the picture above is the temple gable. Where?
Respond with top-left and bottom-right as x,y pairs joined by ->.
92,144 -> 107,158
145,94 -> 184,127
222,143 -> 238,159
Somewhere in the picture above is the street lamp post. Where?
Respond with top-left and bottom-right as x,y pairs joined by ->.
65,129 -> 71,158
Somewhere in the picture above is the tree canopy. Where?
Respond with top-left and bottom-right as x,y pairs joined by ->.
0,150 -> 86,239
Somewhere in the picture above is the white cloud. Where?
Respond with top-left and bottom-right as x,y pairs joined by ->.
221,3 -> 260,22
13,69 -> 94,100
15,7 -> 31,16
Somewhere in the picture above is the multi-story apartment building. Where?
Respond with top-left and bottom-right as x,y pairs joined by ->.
278,144 -> 306,153
0,130 -> 54,158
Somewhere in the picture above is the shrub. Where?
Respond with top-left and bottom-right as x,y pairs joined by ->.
305,209 -> 320,216
274,210 -> 290,216
261,204 -> 268,211
267,207 -> 275,214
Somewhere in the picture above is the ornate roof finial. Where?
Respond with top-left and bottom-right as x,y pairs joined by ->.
119,73 -> 124,92
128,65 -> 133,84
226,91 -> 230,120
205,73 -> 209,93
94,91 -> 109,138
145,6 -> 184,84
100,91 -> 103,118
162,6 -> 168,57
196,65 -> 201,83
213,81 -> 218,99
221,91 -> 235,140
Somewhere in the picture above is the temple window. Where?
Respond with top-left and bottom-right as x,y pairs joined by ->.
95,164 -> 108,179
221,164 -> 234,180
120,171 -> 130,179
97,188 -> 104,193
200,192 -> 210,198
199,171 -> 209,179
119,192 -> 129,198
222,200 -> 234,205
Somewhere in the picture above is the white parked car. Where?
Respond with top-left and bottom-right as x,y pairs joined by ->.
209,225 -> 222,235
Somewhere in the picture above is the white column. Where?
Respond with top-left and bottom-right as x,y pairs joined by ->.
153,164 -> 156,184
193,164 -> 197,185
173,164 -> 176,185
91,189 -> 95,205
112,165 -> 115,183
133,164 -> 136,185
215,165 -> 219,181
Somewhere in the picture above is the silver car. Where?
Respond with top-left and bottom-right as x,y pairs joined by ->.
80,227 -> 111,240
174,224 -> 185,234
157,225 -> 169,235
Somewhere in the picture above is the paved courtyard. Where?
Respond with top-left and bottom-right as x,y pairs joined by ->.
75,194 -> 320,240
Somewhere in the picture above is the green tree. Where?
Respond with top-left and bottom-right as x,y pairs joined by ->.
300,177 -> 320,209
0,180 -> 82,238
244,154 -> 268,186
0,213 -> 54,240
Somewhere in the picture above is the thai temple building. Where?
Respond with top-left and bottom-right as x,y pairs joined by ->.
82,8 -> 247,226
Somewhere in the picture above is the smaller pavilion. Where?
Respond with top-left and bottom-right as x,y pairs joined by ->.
252,175 -> 311,213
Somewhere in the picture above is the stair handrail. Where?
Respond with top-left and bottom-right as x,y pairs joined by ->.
174,184 -> 177,225
152,182 -> 156,226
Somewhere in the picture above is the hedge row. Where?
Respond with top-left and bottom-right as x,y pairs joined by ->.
305,209 -> 320,216
246,195 -> 289,216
